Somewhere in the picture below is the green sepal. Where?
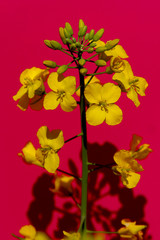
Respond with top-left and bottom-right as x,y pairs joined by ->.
84,33 -> 89,40
43,60 -> 57,68
80,68 -> 88,76
88,29 -> 95,40
95,46 -> 107,53
79,19 -> 85,30
93,28 -> 104,41
105,66 -> 114,74
78,25 -> 87,37
57,65 -> 68,74
65,22 -> 73,36
87,47 -> 94,53
95,60 -> 106,67
44,40 -> 53,49
64,28 -> 71,38
59,27 -> 67,44
50,40 -> 62,50
89,42 -> 97,47
105,39 -> 120,50
79,58 -> 86,66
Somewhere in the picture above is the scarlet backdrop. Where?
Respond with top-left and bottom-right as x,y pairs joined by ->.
1,0 -> 160,239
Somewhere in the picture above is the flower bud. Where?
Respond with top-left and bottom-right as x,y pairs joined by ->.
59,27 -> 67,44
50,41 -> 62,50
88,29 -> 95,40
95,60 -> 106,67
79,19 -> 85,30
65,22 -> 73,36
105,39 -> 120,50
70,43 -> 76,50
110,57 -> 125,72
89,42 -> 97,47
93,28 -> 104,41
57,65 -> 68,74
80,68 -> 88,76
75,42 -> 81,48
64,28 -> 71,38
43,60 -> 57,68
44,40 -> 53,49
79,58 -> 86,66
105,66 -> 114,74
84,33 -> 89,40
72,37 -> 76,43
66,38 -> 73,44
95,46 -> 107,53
78,25 -> 87,37
87,47 -> 94,53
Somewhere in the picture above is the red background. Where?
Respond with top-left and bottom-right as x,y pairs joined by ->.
1,0 -> 160,239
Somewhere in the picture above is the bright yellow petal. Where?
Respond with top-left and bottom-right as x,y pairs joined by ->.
60,76 -> 76,95
105,104 -> 123,125
134,77 -> 148,96
43,91 -> 59,110
101,83 -> 121,103
44,151 -> 60,173
13,86 -> 28,101
47,72 -> 64,91
86,105 -> 105,126
84,83 -> 102,104
128,224 -> 147,235
35,231 -> 52,240
106,45 -> 128,58
19,225 -> 36,239
21,142 -> 37,163
17,92 -> 29,111
28,86 -> 35,99
134,144 -> 152,160
121,171 -> 140,188
113,150 -> 133,168
95,40 -> 105,48
37,126 -> 64,151
60,94 -> 77,112
130,135 -> 142,152
76,76 -> 100,97
127,87 -> 140,107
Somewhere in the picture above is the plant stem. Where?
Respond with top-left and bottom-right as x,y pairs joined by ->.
11,234 -> 24,240
65,133 -> 83,144
57,168 -> 81,181
87,230 -> 118,234
79,70 -> 88,238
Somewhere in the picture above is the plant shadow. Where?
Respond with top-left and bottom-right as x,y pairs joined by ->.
27,142 -> 152,240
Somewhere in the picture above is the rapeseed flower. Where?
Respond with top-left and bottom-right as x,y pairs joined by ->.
19,225 -> 51,240
44,72 -> 77,112
19,126 -> 64,173
112,61 -> 148,106
13,67 -> 49,111
76,76 -> 100,97
84,82 -> 122,126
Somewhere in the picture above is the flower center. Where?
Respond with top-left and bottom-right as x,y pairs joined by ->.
57,91 -> 66,102
99,101 -> 108,111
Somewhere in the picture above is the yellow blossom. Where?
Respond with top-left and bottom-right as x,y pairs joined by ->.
19,225 -> 51,240
62,231 -> 81,240
84,82 -> 122,126
19,126 -> 64,173
112,61 -> 148,106
112,135 -> 152,188
44,72 -> 77,112
76,76 -> 100,97
13,67 -> 49,111
50,174 -> 74,195
118,219 -> 147,239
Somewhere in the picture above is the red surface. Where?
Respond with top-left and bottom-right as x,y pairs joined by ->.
1,0 -> 160,239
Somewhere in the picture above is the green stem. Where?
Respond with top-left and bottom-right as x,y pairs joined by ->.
57,168 -> 81,181
86,71 -> 106,76
88,162 -> 115,173
86,53 -> 99,61
65,133 -> 83,144
79,69 -> 88,238
11,234 -> 24,240
87,230 -> 118,234
60,49 -> 73,57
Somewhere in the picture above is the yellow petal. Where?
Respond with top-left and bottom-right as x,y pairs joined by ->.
53,175 -> 74,194
86,105 -> 105,126
44,151 -> 60,173
94,40 -> 105,48
13,86 -> 28,101
47,72 -> 64,91
105,104 -> 123,125
60,94 -> 77,112
84,83 -> 102,104
105,45 -> 128,58
130,135 -> 142,152
37,126 -> 64,151
21,67 -> 46,83
114,150 -> 133,168
127,87 -> 140,107
128,224 -> 147,235
121,171 -> 141,188
60,76 -> 76,95
21,142 -> 37,163
19,225 -> 36,239
134,77 -> 148,96
101,83 -> 121,103
35,231 -> 52,240
76,76 -> 100,97
134,144 -> 152,160
17,92 -> 29,111
43,91 -> 59,110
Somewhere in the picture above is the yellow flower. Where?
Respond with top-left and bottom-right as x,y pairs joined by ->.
76,76 -> 100,97
50,174 -> 74,195
110,56 -> 125,73
19,225 -> 51,240
118,219 -> 147,239
13,67 -> 49,111
112,135 -> 152,188
62,231 -> 81,240
112,61 -> 148,107
44,72 -> 77,112
84,82 -> 122,126
19,126 -> 64,173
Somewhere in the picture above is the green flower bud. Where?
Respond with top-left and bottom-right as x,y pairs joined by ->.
57,65 -> 68,74
78,25 -> 87,37
75,42 -> 81,48
80,68 -> 88,76
79,58 -> 86,66
65,22 -> 73,36
44,40 -> 53,49
59,27 -> 67,44
50,41 -> 62,50
105,66 -> 114,74
64,28 -> 71,38
105,39 -> 120,50
93,28 -> 104,41
66,38 -> 73,44
84,33 -> 89,40
79,19 -> 85,30
88,29 -> 95,40
72,37 -> 76,43
95,46 -> 107,53
70,43 -> 76,50
95,60 -> 106,67
89,42 -> 97,47
43,60 -> 57,68
87,47 -> 94,53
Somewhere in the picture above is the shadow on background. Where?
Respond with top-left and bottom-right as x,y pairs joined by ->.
27,142 -> 152,239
